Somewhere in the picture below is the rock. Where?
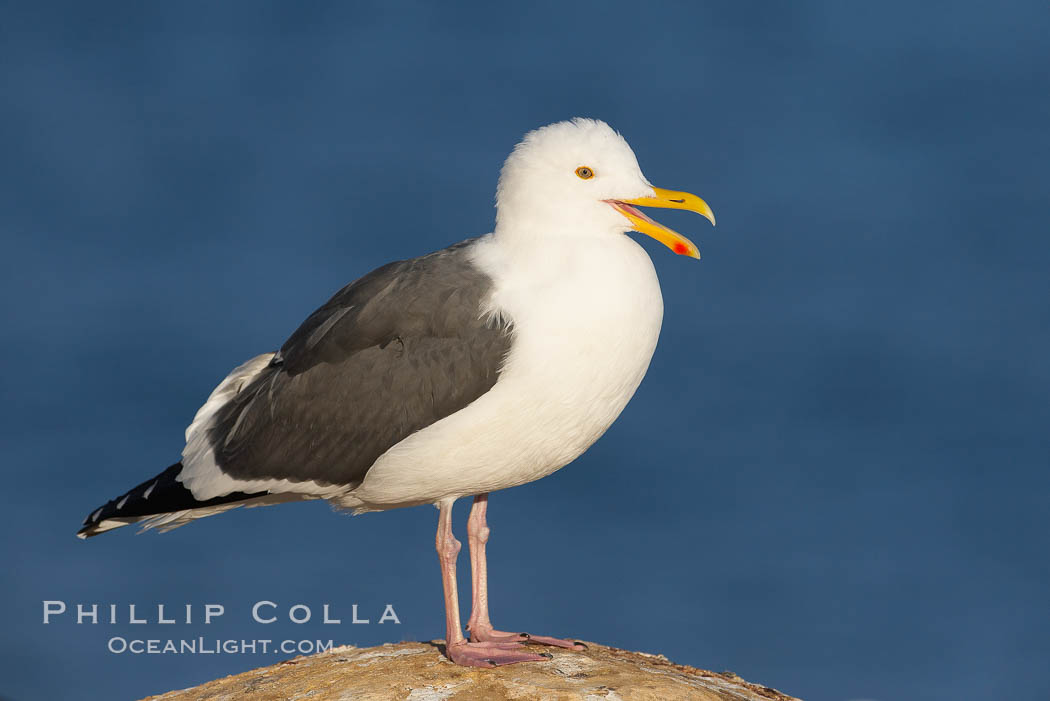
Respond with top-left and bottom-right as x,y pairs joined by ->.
143,640 -> 799,700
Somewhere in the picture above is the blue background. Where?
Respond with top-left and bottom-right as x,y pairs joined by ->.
2,2 -> 1047,700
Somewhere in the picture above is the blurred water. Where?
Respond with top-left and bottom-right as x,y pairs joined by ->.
1,2 -> 1047,700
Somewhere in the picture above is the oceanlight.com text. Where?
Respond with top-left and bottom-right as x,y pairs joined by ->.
107,637 -> 335,655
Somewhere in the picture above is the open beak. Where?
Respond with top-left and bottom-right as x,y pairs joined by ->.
607,188 -> 716,259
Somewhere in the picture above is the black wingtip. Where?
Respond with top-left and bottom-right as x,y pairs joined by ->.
76,461 -> 269,539
77,503 -> 111,539
75,523 -> 100,539
76,462 -> 185,539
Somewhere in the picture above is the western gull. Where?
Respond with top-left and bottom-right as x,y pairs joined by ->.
77,118 -> 715,667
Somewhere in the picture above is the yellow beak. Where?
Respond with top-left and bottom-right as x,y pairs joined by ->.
608,188 -> 716,259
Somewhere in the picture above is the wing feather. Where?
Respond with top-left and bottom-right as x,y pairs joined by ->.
204,240 -> 511,490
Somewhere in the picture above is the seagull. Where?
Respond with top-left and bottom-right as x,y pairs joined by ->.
78,118 -> 715,667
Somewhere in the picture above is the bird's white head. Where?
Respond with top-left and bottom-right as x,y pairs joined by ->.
495,118 -> 715,258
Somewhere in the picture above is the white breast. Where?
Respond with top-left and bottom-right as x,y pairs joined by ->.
347,233 -> 664,510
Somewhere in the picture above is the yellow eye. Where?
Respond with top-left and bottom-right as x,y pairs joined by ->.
575,166 -> 595,180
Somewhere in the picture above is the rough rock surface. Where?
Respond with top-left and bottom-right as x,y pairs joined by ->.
144,640 -> 799,701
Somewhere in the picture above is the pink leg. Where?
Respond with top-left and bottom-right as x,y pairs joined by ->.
435,498 -> 551,667
465,494 -> 586,651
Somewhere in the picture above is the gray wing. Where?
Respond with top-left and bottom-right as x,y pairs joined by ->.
206,240 -> 512,488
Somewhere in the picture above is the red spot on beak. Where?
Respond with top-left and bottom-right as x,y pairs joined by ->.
672,242 -> 689,255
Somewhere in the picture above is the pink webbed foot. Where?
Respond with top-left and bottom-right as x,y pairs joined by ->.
467,623 -> 529,643
469,623 -> 587,651
523,634 -> 588,651
461,494 -> 588,657
445,640 -> 552,667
